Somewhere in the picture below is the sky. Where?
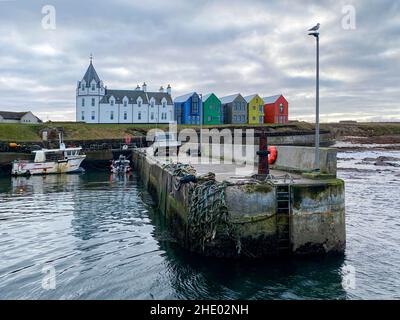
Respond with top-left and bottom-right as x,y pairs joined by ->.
0,0 -> 399,122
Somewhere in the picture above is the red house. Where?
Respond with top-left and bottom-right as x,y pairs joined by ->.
263,94 -> 289,124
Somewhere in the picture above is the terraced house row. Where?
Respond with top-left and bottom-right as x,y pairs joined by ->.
174,92 -> 289,125
76,59 -> 288,124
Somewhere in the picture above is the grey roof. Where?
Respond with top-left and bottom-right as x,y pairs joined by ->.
147,91 -> 173,105
174,92 -> 196,103
219,93 -> 241,104
202,93 -> 220,102
243,94 -> 260,103
99,89 -> 173,105
263,94 -> 282,104
82,62 -> 101,87
202,93 -> 212,101
0,111 -> 41,122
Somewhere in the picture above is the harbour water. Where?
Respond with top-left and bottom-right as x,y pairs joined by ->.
0,148 -> 399,299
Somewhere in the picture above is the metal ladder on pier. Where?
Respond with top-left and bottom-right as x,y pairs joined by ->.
276,185 -> 291,255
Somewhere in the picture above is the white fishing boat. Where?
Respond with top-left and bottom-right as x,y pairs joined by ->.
11,135 -> 86,176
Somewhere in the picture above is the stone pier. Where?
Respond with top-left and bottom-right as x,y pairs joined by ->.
132,148 -> 345,258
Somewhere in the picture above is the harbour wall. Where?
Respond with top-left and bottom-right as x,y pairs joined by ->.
197,143 -> 337,176
132,149 -> 345,258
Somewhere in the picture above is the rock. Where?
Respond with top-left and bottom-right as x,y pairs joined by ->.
363,156 -> 400,162
374,160 -> 400,167
377,156 -> 400,162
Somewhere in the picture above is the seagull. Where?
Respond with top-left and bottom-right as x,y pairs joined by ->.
308,23 -> 320,32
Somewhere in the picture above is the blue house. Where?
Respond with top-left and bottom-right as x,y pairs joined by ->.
174,92 -> 202,125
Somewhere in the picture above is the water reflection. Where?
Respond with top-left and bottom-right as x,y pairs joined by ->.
152,216 -> 347,300
1,161 -> 392,299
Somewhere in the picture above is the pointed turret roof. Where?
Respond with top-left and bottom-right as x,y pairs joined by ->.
82,60 -> 101,86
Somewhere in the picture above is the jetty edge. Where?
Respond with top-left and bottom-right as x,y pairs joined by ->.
132,144 -> 345,259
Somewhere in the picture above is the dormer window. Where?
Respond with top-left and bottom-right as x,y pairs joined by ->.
162,101 -> 166,108
91,83 -> 95,91
81,84 -> 84,90
124,100 -> 127,107
150,100 -> 155,108
110,98 -> 114,106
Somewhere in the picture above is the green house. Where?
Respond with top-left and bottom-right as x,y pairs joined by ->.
202,93 -> 223,125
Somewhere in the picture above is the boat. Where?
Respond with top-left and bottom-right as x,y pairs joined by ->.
110,154 -> 131,174
11,134 -> 86,176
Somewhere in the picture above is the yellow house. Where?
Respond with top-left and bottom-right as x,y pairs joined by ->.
244,94 -> 264,124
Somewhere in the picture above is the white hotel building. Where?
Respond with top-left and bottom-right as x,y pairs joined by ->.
76,60 -> 174,123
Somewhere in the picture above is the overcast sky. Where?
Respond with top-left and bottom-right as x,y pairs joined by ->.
0,0 -> 399,122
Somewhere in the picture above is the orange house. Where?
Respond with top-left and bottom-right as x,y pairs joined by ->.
263,94 -> 288,124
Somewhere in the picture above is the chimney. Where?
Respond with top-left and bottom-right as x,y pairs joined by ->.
167,84 -> 171,95
136,84 -> 140,91
159,86 -> 164,93
142,82 -> 147,92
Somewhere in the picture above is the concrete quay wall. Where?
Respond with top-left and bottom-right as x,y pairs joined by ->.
132,150 -> 345,258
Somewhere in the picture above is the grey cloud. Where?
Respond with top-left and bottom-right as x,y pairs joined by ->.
0,0 -> 398,121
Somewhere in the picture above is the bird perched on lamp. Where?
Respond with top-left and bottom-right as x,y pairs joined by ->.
308,23 -> 320,32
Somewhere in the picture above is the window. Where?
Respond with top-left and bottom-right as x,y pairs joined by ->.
151,100 -> 155,108
81,111 -> 85,121
138,112 -> 141,120
110,111 -> 114,120
91,83 -> 95,91
259,116 -> 263,124
91,111 -> 95,120
91,98 -> 95,107
233,115 -> 237,122
253,116 -> 256,121
81,84 -> 84,90
208,116 -> 212,122
150,112 -> 154,120
192,96 -> 199,113
82,99 -> 85,107
162,101 -> 166,108
253,106 -> 256,110
124,111 -> 127,120
280,103 -> 284,113
259,105 -> 263,113
124,100 -> 127,107
110,99 -> 114,106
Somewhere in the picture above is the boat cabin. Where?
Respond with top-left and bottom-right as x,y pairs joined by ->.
32,148 -> 83,163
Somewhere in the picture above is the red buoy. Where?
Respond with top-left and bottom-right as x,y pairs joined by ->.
268,146 -> 278,165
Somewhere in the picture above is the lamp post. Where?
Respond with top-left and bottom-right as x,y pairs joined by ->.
198,93 -> 203,156
308,23 -> 320,171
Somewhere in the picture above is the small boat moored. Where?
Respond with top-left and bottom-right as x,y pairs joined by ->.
110,154 -> 131,174
11,135 -> 86,176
